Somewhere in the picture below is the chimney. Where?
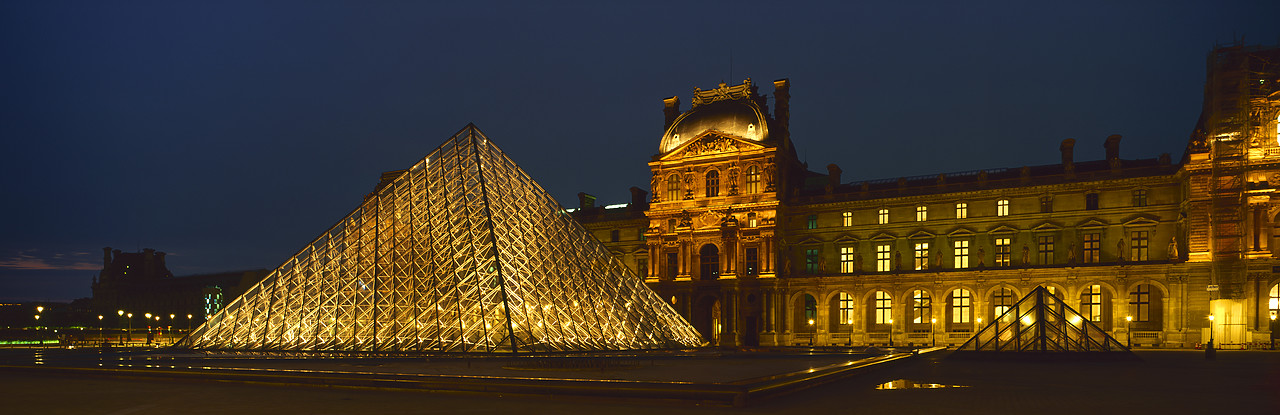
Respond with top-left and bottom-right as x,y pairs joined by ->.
1060,138 -> 1076,176
103,247 -> 113,268
663,96 -> 681,131
629,186 -> 648,210
577,192 -> 596,210
772,79 -> 791,135
143,248 -> 155,276
1104,135 -> 1122,170
156,252 -> 167,273
826,164 -> 842,193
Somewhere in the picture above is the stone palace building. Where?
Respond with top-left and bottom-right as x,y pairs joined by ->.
571,44 -> 1280,349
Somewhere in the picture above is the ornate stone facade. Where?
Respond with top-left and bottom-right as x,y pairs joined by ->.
574,45 -> 1280,349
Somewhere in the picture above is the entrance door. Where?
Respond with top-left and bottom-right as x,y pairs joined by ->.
744,316 -> 759,346
694,295 -> 720,345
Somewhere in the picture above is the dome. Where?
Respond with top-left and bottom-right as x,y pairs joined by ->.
659,99 -> 768,153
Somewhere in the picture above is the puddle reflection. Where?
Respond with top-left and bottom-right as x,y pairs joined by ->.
876,379 -> 968,390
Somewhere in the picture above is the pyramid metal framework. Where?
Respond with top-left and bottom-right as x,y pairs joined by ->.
957,286 -> 1129,352
182,125 -> 701,352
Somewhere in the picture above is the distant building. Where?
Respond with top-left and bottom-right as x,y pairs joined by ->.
91,247 -> 268,325
572,43 -> 1280,348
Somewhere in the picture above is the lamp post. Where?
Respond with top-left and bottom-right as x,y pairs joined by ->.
117,310 -> 124,345
1206,314 -> 1216,360
888,319 -> 894,348
807,319 -> 814,346
187,314 -> 193,334
126,313 -> 133,344
1125,316 -> 1133,348
1270,314 -> 1276,350
931,318 -> 937,347
97,315 -> 103,344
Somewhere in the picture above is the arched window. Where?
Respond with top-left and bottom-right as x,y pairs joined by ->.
949,289 -> 972,326
699,244 -> 719,280
666,174 -> 681,201
911,290 -> 931,328
744,166 -> 760,194
838,293 -> 854,325
1268,284 -> 1278,320
1080,284 -> 1109,329
705,170 -> 719,198
796,294 -> 817,333
993,287 -> 1015,321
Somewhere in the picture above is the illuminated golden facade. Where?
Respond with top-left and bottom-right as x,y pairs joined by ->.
184,126 -> 700,352
576,44 -> 1280,349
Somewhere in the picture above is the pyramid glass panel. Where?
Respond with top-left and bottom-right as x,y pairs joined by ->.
182,125 -> 701,352
957,286 -> 1128,353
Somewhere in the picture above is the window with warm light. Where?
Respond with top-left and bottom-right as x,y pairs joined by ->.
877,208 -> 889,224
913,242 -> 929,270
1039,196 -> 1052,213
912,290 -> 931,324
1269,284 -> 1279,320
747,212 -> 757,227
842,211 -> 853,227
997,199 -> 1009,216
876,243 -> 892,272
666,174 -> 681,201
993,287 -> 1014,319
840,246 -> 856,273
951,289 -> 972,324
916,206 -> 927,222
1082,284 -> 1103,321
744,166 -> 760,194
1131,231 -> 1149,261
875,291 -> 892,324
995,238 -> 1011,267
1130,284 -> 1150,322
705,170 -> 719,198
1083,233 -> 1101,263
955,202 -> 968,219
839,293 -> 855,325
1038,235 -> 1053,264
953,240 -> 969,269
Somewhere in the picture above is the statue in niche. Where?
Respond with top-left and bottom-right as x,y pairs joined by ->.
727,167 -> 739,195
1168,237 -> 1179,261
1117,238 -> 1127,262
1067,242 -> 1077,265
1022,245 -> 1030,266
977,247 -> 986,268
855,253 -> 864,273
893,251 -> 902,272
650,173 -> 661,202
683,171 -> 694,200
764,161 -> 777,191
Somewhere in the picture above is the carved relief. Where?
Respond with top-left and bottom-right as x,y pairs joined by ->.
680,135 -> 740,157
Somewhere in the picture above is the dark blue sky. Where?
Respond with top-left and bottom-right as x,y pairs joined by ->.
3,1 -> 1278,302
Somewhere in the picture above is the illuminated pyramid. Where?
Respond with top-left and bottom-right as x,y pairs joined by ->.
183,125 -> 700,352
956,286 -> 1129,353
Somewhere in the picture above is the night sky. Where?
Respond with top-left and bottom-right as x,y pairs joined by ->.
3,2 -> 1278,302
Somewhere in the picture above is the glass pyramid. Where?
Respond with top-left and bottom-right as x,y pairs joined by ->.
182,125 -> 700,352
957,286 -> 1129,353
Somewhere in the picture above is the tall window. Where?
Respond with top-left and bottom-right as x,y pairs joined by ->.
913,242 -> 929,270
876,243 -> 892,272
747,213 -> 757,227
744,166 -> 760,194
699,244 -> 719,280
1132,189 -> 1147,207
636,258 -> 648,279
839,293 -> 855,325
705,170 -> 719,198
916,206 -> 928,222
953,240 -> 969,269
875,291 -> 892,324
955,202 -> 968,219
912,290 -> 931,324
666,252 -> 678,279
997,199 -> 1010,216
1270,284 -> 1279,320
1083,233 -> 1101,263
842,211 -> 853,227
744,247 -> 758,275
1131,231 -> 1149,261
1040,196 -> 1053,213
804,249 -> 820,273
840,246 -> 856,273
638,228 -> 646,241
877,208 -> 889,224
806,215 -> 818,230
951,289 -> 972,324
667,218 -> 677,232
610,230 -> 620,242
1038,236 -> 1054,265
1082,284 -> 1103,321
993,287 -> 1014,319
995,238 -> 1011,267
666,174 -> 681,201
1130,284 -> 1151,322
1085,193 -> 1099,210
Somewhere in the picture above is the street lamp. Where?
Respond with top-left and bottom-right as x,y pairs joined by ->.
97,315 -> 104,344
37,306 -> 44,313
807,319 -> 814,346
1206,314 -> 1216,359
126,313 -> 133,344
888,318 -> 895,348
1126,316 -> 1133,348
1271,314 -> 1277,350
931,318 -> 937,347
187,314 -> 193,334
